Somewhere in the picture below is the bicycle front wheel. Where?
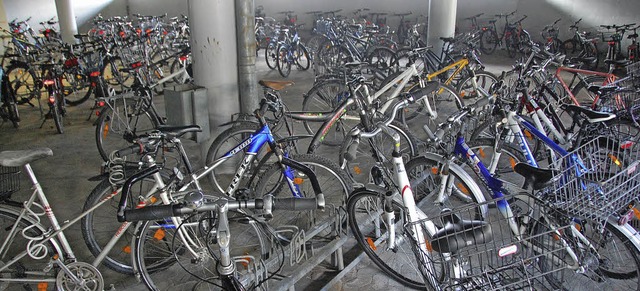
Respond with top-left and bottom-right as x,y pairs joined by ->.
134,196 -> 270,290
95,96 -> 160,162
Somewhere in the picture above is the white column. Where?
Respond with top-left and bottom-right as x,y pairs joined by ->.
54,0 -> 78,44
188,0 -> 240,145
427,0 -> 457,55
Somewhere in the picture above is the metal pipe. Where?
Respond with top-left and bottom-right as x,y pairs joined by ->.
235,0 -> 259,115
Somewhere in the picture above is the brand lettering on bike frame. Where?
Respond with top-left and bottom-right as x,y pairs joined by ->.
224,125 -> 275,157
227,155 -> 255,194
320,109 -> 347,141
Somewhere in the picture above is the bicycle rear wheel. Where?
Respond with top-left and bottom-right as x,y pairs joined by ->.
6,63 -> 40,105
95,95 -> 160,162
50,94 -> 64,134
276,45 -> 291,77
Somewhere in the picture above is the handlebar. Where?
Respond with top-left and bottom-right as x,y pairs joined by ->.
122,194 -> 322,222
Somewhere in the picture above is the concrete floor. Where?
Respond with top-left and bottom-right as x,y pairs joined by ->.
0,50 -> 514,290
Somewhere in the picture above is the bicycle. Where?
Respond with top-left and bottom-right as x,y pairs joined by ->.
561,18 -> 600,70
0,147 -> 169,290
479,11 -> 531,58
275,25 -> 310,77
541,18 -> 562,53
347,95 -> 640,289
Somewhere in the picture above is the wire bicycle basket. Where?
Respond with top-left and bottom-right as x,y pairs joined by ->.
405,197 -> 572,290
0,165 -> 20,200
549,135 -> 640,222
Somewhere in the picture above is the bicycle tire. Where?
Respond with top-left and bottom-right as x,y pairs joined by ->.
102,56 -> 133,88
455,70 -> 498,103
80,170 -> 170,275
339,121 -> 418,185
265,42 -> 278,70
204,122 -> 273,194
347,189 -> 432,290
366,46 -> 397,73
61,70 -> 91,106
5,63 -> 40,104
134,194 -> 270,291
538,219 -> 640,290
295,44 -> 311,71
95,96 -> 160,162
276,45 -> 291,77
301,79 -> 356,147
2,80 -> 20,127
50,94 -> 64,134
479,29 -> 498,55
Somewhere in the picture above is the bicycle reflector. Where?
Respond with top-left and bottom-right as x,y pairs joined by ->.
90,71 -> 101,77
43,79 -> 55,86
131,62 -> 142,69
179,55 -> 188,61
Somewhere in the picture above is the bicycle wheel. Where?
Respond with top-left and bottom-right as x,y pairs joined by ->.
204,122 -> 273,194
276,45 -> 291,77
252,154 -> 352,233
134,194 -> 269,290
339,121 -> 418,185
0,206 -> 62,289
539,220 -> 640,290
402,82 -> 464,143
50,94 -> 64,134
95,96 -> 160,162
455,70 -> 498,103
479,29 -> 498,55
367,47 -> 397,73
295,44 -> 311,71
2,82 -> 20,128
301,80 -> 356,147
80,170 -> 169,275
265,42 -> 278,70
6,63 -> 40,104
347,189 -> 431,289
61,70 -> 91,106
102,56 -> 132,88
305,35 -> 326,59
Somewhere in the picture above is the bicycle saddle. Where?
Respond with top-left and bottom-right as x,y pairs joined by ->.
430,209 -> 492,254
563,104 -> 616,123
587,84 -> 619,95
439,37 -> 455,43
513,162 -> 554,191
259,80 -> 295,91
604,59 -> 631,67
0,148 -> 52,167
156,125 -> 202,139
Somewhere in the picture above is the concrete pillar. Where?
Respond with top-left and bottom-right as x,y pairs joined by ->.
235,0 -> 258,115
54,0 -> 79,44
427,0 -> 457,55
188,0 -> 240,148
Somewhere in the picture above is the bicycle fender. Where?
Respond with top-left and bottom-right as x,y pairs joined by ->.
422,152 -> 489,218
608,220 -> 640,252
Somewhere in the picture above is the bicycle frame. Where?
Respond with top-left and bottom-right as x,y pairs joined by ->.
555,66 -> 617,109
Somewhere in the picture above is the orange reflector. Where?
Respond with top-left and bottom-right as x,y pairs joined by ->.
366,237 -> 377,251
38,283 -> 48,291
424,239 -> 433,252
574,224 -> 581,232
431,167 -> 438,175
53,254 -> 59,260
478,148 -> 486,158
240,253 -> 251,268
353,166 -> 362,175
150,196 -> 158,204
293,177 -> 304,185
457,182 -> 470,196
552,233 -> 560,241
524,130 -> 533,140
459,91 -> 466,97
122,245 -> 131,254
509,158 -> 517,170
153,228 -> 166,241
608,154 -> 622,166
102,123 -> 109,138
632,207 -> 640,220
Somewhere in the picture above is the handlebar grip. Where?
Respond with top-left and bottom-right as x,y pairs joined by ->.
114,144 -> 142,157
470,95 -> 493,110
410,81 -> 440,101
344,137 -> 360,161
272,197 -> 319,211
123,204 -> 180,222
